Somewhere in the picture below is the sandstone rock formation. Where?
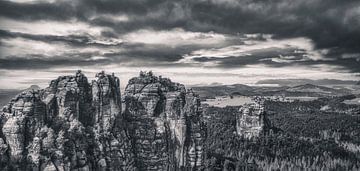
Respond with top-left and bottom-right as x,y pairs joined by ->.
0,70 -> 132,170
0,70 -> 206,171
1,90 -> 45,169
92,71 -> 121,132
236,97 -> 270,139
123,71 -> 206,170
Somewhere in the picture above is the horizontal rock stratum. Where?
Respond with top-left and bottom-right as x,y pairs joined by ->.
0,70 -> 206,171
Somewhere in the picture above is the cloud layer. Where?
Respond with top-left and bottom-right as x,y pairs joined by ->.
0,0 -> 359,88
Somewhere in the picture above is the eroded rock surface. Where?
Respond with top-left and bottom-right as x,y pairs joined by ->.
92,71 -> 121,132
1,90 -> 45,169
236,98 -> 270,139
124,71 -> 206,170
0,71 -> 133,170
0,70 -> 206,171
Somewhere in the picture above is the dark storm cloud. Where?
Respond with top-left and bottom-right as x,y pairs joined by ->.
93,43 -> 206,67
0,29 -> 122,47
0,42 -> 199,69
320,58 -> 360,73
191,47 -> 307,67
118,43 -> 200,62
0,54 -> 110,69
0,0 -> 79,21
0,0 -> 167,21
81,0 -> 166,15
189,0 -> 360,56
0,0 -> 360,72
193,48 -> 360,72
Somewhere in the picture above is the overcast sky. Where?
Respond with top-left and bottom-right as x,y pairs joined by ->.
0,0 -> 359,89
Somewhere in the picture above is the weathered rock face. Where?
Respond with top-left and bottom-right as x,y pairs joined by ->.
92,71 -> 121,132
0,71 -> 133,171
124,71 -> 206,170
0,70 -> 206,170
1,91 -> 45,168
41,70 -> 92,125
236,98 -> 269,139
91,71 -> 135,171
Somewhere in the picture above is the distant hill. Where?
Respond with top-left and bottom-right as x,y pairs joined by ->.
284,84 -> 350,96
257,79 -> 358,86
192,84 -> 255,100
192,83 -> 351,100
287,84 -> 333,92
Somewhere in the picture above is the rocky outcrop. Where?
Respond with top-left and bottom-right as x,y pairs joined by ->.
0,70 -> 206,170
91,71 -> 135,171
0,70 -> 134,170
236,97 -> 270,139
1,90 -> 45,169
92,71 -> 121,132
124,71 -> 206,170
41,70 -> 92,124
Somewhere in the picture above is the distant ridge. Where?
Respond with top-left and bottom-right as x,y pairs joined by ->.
192,83 -> 351,99
257,79 -> 358,86
286,84 -> 349,95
